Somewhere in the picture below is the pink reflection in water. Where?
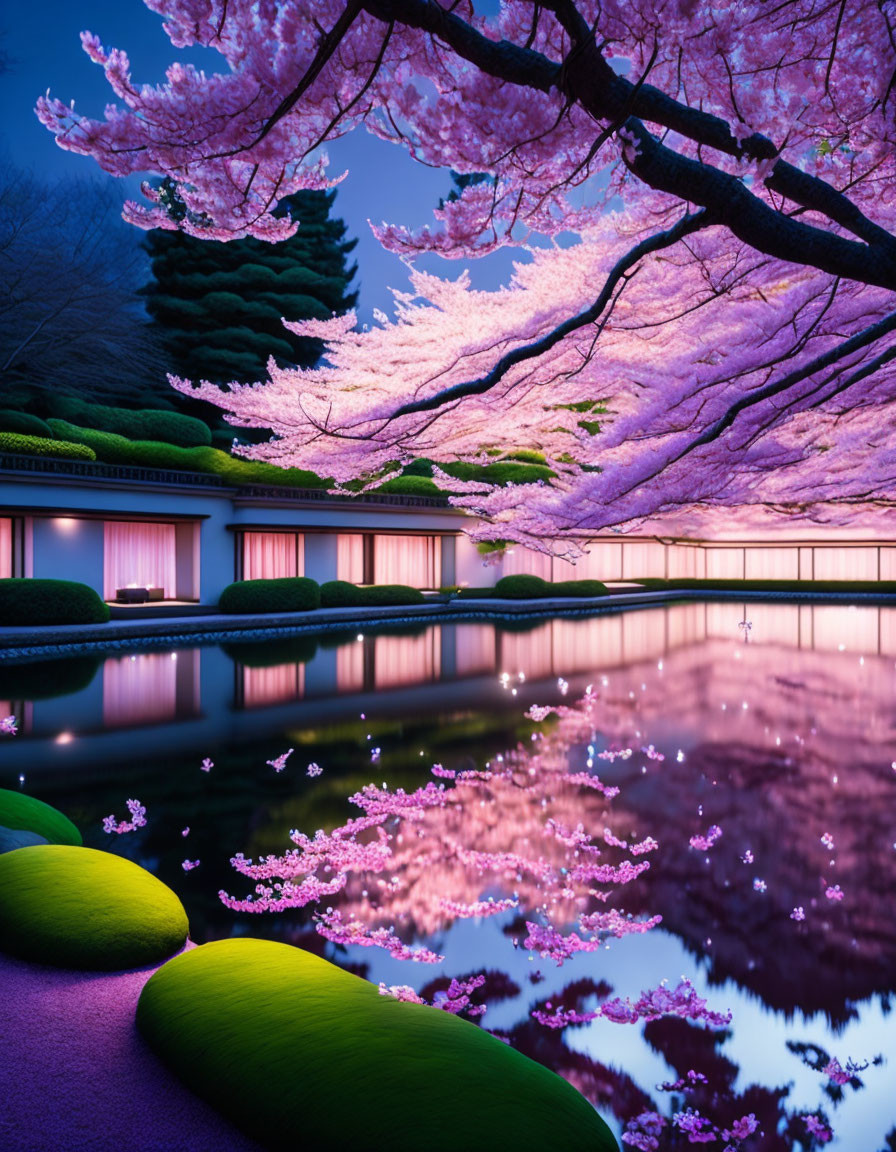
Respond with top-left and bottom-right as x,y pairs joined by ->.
223,603 -> 896,1148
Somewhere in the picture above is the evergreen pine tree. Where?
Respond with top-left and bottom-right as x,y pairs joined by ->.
142,187 -> 358,385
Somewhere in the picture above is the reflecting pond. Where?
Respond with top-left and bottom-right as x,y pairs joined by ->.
2,602 -> 895,1150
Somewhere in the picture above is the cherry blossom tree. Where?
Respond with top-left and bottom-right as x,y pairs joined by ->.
37,0 -> 896,550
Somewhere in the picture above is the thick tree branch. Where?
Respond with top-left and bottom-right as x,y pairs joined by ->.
362,0 -> 896,285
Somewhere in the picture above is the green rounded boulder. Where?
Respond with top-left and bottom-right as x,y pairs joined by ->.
0,845 -> 189,969
0,788 -> 82,852
136,937 -> 618,1151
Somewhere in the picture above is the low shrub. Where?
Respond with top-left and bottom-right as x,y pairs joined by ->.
218,578 -> 321,614
504,449 -> 547,465
357,584 -> 425,606
630,578 -> 896,594
455,586 -> 495,599
376,475 -> 442,495
0,411 -> 54,438
550,579 -> 608,598
401,457 -> 436,477
46,420 -> 327,489
320,581 -> 425,607
493,574 -> 550,599
0,432 -> 96,462
442,461 -> 554,485
0,579 -> 109,625
52,398 -> 212,447
320,580 -> 364,608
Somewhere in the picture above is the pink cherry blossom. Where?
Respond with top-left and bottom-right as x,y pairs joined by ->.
102,799 -> 146,835
37,0 -> 896,548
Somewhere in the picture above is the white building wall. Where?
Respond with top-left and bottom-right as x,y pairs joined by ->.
32,516 -> 104,593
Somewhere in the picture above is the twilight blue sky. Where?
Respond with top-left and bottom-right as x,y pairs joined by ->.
1,0 -> 521,323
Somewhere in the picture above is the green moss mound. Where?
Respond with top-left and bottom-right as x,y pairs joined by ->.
137,938 -> 617,1152
218,577 -> 321,614
0,845 -> 189,969
0,579 -> 110,625
0,789 -> 82,849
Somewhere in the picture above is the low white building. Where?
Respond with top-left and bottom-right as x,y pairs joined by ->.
1,452 -> 895,604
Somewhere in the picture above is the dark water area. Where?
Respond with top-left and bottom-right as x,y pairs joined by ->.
1,602 -> 895,1150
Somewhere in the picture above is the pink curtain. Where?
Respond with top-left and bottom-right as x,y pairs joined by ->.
0,519 -> 11,578
373,534 -> 440,588
453,625 -> 496,677
337,640 -> 366,692
104,521 -> 177,599
375,629 -> 441,689
103,653 -> 178,727
243,532 -> 303,580
243,664 -> 304,707
337,534 -> 365,583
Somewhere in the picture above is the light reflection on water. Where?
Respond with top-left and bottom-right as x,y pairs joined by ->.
2,602 -> 895,1149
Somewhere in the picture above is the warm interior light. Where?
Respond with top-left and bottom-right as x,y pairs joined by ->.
54,731 -> 74,745
54,517 -> 78,533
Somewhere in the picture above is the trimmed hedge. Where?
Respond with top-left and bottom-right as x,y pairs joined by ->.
551,579 -> 608,597
376,475 -> 442,495
219,578 -> 321,614
0,411 -> 54,438
0,845 -> 189,969
46,420 -> 327,489
442,460 -> 554,485
136,938 -> 617,1151
0,432 -> 96,462
455,586 -> 496,599
0,579 -> 110,625
319,580 -> 365,608
493,574 -> 549,598
320,581 -> 425,607
490,576 -> 608,599
53,398 -> 212,447
632,578 -> 896,594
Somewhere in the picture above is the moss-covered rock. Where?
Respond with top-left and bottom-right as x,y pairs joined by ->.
0,845 -> 189,969
137,937 -> 618,1151
0,788 -> 82,851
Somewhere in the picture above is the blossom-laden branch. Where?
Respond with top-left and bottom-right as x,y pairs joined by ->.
38,0 -> 896,544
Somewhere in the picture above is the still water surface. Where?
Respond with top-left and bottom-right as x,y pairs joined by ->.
2,602 -> 895,1150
